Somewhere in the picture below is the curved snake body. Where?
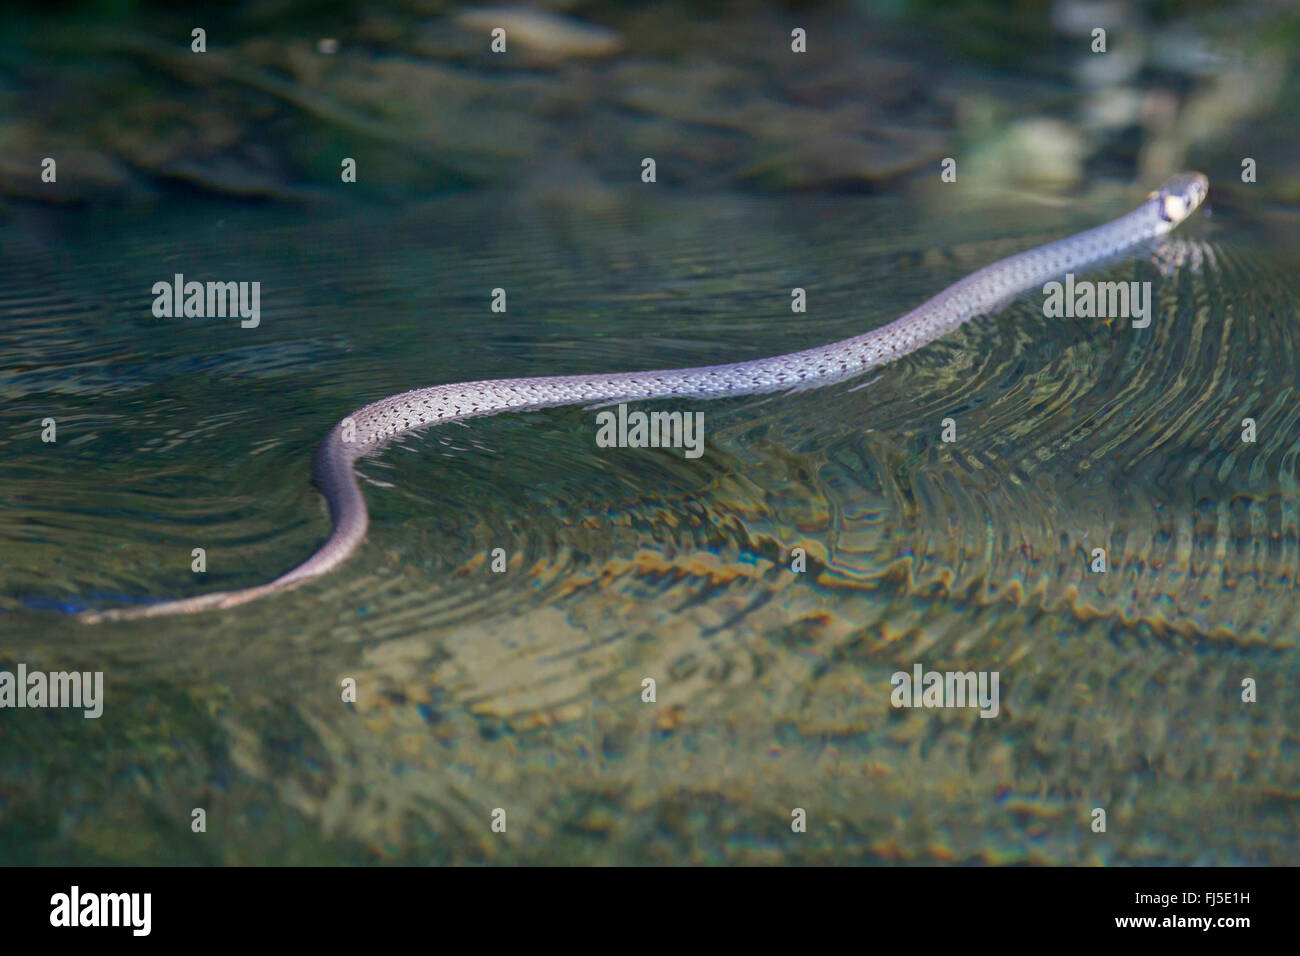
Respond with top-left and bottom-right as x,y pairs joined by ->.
80,173 -> 1208,622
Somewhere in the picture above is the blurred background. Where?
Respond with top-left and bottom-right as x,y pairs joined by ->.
1,0 -> 1296,208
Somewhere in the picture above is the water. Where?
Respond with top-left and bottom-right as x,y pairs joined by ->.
3,179 -> 1298,863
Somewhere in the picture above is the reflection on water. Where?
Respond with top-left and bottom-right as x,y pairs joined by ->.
2,180 -> 1299,863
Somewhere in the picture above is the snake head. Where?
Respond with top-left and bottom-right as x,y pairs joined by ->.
1150,172 -> 1209,229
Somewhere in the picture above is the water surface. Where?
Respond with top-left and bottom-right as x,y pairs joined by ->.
3,180 -> 1298,863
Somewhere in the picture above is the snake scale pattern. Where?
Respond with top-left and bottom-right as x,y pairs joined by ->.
80,173 -> 1209,623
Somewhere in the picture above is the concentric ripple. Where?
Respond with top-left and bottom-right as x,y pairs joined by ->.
4,188 -> 1299,863
5,192 -> 1298,645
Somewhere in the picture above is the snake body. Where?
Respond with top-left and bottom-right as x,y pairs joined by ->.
80,173 -> 1208,623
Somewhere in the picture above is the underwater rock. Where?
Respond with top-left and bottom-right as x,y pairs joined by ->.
454,7 -> 622,59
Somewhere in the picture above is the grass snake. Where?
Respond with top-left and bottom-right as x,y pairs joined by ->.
79,173 -> 1209,623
